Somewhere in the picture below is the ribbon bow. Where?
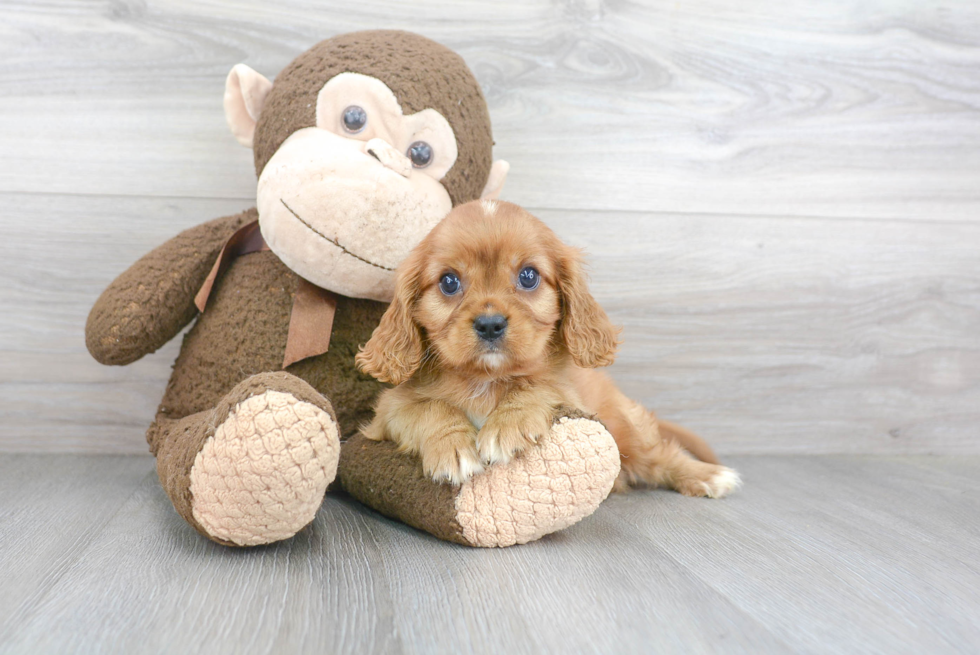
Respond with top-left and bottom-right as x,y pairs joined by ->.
194,220 -> 338,369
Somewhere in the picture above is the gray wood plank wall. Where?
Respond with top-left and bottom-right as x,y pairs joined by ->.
1,1 -> 978,454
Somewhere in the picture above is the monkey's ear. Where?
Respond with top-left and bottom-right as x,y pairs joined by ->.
224,64 -> 273,148
480,160 -> 510,200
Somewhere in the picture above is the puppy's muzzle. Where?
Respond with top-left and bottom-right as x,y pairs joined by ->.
473,313 -> 507,343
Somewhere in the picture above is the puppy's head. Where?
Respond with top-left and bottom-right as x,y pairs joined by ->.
356,200 -> 620,384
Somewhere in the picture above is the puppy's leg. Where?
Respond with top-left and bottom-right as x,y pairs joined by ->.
477,383 -> 561,465
573,369 -> 740,497
608,400 -> 739,497
364,387 -> 482,485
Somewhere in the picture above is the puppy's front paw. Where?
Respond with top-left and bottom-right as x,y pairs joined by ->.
421,428 -> 484,485
477,407 -> 552,465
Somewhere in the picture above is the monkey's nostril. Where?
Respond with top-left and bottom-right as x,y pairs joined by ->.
366,148 -> 381,162
473,314 -> 508,342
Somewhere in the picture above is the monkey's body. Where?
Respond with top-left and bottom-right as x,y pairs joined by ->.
150,214 -> 386,440
103,209 -> 384,545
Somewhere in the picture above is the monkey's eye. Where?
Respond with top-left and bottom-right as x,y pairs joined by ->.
408,141 -> 433,168
342,105 -> 367,133
517,266 -> 540,291
439,272 -> 461,296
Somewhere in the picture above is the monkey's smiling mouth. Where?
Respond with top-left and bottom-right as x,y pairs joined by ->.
280,199 -> 395,271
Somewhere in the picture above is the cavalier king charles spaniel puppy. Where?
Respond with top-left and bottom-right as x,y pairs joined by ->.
356,200 -> 740,498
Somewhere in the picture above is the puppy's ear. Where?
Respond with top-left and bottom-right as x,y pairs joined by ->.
557,246 -> 621,368
356,251 -> 426,385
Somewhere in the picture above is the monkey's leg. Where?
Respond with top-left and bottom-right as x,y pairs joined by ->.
337,407 -> 621,547
150,371 -> 340,547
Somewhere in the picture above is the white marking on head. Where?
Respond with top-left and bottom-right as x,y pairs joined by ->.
481,199 -> 498,216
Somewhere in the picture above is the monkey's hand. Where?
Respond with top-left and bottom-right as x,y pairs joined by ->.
86,210 -> 255,366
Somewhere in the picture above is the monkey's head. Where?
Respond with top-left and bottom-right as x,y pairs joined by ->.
224,31 -> 508,301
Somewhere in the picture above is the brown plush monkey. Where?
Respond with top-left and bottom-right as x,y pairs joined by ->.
86,31 -> 620,548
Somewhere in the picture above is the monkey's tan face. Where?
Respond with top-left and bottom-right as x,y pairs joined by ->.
256,73 -> 459,301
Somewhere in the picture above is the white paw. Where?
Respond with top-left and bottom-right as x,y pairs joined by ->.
476,431 -> 509,465
456,450 -> 486,483
424,438 -> 485,486
702,467 -> 742,498
476,410 -> 548,466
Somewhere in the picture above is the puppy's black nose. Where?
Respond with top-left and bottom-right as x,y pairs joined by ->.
473,314 -> 508,342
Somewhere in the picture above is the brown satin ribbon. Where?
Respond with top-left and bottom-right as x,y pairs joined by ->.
283,280 -> 337,368
195,221 -> 268,312
194,220 -> 337,369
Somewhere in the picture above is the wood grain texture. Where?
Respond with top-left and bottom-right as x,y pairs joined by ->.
1,0 -> 979,454
2,454 -> 978,654
2,192 -> 977,454
605,455 -> 980,653
0,454 -> 153,644
541,209 -> 980,455
1,1 -> 978,218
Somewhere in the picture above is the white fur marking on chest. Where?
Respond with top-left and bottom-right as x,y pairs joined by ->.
468,380 -> 492,400
466,410 -> 488,430
464,379 -> 499,429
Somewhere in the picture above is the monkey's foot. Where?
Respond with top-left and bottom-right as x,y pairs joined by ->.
189,390 -> 339,546
154,372 -> 340,546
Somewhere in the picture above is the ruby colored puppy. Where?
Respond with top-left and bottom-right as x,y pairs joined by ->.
356,200 -> 740,497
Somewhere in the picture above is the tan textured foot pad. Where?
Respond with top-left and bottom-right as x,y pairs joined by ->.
455,417 -> 620,547
189,390 -> 340,546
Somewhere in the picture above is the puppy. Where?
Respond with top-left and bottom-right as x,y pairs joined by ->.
356,200 -> 740,497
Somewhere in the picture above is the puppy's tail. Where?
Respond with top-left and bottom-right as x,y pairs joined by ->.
659,420 -> 720,465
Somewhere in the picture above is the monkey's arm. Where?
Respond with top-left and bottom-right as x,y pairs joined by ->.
86,209 -> 257,365
337,406 -> 621,547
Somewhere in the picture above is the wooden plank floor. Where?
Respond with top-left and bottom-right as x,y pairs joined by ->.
1,453 -> 977,654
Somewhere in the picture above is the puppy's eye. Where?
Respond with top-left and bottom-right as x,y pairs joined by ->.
439,272 -> 461,295
408,141 -> 433,168
342,105 -> 367,133
517,266 -> 540,290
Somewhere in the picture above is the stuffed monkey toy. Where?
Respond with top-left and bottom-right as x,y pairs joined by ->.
86,30 -> 620,548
